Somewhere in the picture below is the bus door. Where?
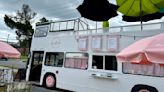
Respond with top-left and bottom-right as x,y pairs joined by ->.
29,51 -> 44,82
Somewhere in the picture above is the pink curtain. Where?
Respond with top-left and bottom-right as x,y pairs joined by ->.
65,58 -> 88,69
123,63 -> 164,76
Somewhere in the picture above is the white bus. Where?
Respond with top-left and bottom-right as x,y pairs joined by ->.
26,18 -> 164,92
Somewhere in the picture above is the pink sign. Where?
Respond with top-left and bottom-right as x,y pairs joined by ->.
107,35 -> 119,52
78,36 -> 88,51
92,36 -> 102,51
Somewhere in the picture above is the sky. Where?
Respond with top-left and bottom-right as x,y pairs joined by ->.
0,0 -> 163,42
0,0 -> 84,42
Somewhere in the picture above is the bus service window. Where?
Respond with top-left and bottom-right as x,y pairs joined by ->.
92,59 -> 97,69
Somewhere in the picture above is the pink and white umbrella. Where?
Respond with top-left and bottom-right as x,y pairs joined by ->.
0,41 -> 21,59
116,33 -> 164,64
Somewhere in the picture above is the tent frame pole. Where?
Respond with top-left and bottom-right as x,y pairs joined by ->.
140,0 -> 143,30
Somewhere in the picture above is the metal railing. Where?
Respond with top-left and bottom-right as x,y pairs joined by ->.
75,21 -> 164,35
35,18 -> 164,37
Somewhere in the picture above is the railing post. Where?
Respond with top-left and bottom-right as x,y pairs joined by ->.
161,22 -> 164,30
120,26 -> 123,32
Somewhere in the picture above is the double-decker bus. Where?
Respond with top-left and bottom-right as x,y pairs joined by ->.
26,18 -> 164,92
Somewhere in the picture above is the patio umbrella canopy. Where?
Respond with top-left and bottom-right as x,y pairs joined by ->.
77,0 -> 118,21
116,0 -> 164,29
116,33 -> 164,64
123,12 -> 164,22
0,41 -> 21,59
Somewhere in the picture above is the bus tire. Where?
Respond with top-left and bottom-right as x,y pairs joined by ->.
43,74 -> 56,89
131,84 -> 158,92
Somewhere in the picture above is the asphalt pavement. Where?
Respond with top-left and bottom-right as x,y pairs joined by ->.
0,59 -> 26,68
0,60 -> 61,92
32,85 -> 61,92
32,85 -> 71,92
0,60 -> 72,92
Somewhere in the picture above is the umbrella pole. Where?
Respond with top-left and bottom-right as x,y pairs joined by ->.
140,0 -> 143,30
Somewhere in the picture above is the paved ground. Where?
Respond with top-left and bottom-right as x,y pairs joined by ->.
32,85 -> 71,92
32,85 -> 61,92
0,84 -> 65,92
0,60 -> 72,92
0,60 -> 26,68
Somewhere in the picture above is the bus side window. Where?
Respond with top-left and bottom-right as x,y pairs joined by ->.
45,52 -> 64,67
64,52 -> 88,70
57,59 -> 63,67
92,59 -> 97,69
92,55 -> 117,71
105,56 -> 117,71
92,55 -> 103,69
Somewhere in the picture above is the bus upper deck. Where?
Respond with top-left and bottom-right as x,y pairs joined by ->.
32,18 -> 164,52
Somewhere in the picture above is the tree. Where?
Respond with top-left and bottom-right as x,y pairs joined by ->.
38,17 -> 49,23
4,4 -> 37,55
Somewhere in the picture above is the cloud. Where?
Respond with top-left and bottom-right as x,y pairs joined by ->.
0,8 -> 17,42
0,0 -> 163,42
0,0 -> 83,25
24,0 -> 82,19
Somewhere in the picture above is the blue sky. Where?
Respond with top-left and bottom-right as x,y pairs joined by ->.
0,0 -> 163,43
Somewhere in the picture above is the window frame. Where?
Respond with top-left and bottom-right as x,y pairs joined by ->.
78,36 -> 88,51
91,36 -> 102,51
64,52 -> 89,70
34,24 -> 49,37
49,20 -> 75,32
92,55 -> 117,71
44,52 -> 64,67
31,51 -> 44,66
122,63 -> 164,77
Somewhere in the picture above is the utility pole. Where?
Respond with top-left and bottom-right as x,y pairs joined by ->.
7,34 -> 10,43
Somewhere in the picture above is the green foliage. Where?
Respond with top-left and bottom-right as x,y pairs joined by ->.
4,4 -> 36,38
21,55 -> 28,62
4,4 -> 36,50
39,17 -> 49,23
4,15 -> 17,29
16,4 -> 36,23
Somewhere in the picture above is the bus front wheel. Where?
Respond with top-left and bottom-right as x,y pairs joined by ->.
43,74 -> 56,89
131,84 -> 158,92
